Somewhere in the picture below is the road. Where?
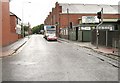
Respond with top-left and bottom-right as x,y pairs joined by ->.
2,35 -> 118,81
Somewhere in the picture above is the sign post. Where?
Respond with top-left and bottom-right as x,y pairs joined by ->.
67,8 -> 70,40
96,8 -> 103,49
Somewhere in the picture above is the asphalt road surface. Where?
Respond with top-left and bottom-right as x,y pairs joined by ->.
2,35 -> 118,81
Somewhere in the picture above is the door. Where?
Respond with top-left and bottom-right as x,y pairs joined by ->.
76,27 -> 79,40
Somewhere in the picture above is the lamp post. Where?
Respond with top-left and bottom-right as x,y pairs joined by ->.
22,1 -> 31,37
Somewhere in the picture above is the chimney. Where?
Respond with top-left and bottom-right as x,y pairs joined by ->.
49,12 -> 51,15
55,2 -> 59,6
52,8 -> 54,12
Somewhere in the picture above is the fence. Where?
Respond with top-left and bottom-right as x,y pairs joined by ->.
91,29 -> 119,47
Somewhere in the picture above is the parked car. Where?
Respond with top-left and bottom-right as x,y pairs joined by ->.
46,34 -> 57,41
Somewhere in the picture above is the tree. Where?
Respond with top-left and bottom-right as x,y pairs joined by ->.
21,25 -> 29,36
24,25 -> 29,31
32,24 -> 44,34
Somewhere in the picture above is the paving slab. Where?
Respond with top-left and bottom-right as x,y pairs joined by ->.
0,37 -> 29,58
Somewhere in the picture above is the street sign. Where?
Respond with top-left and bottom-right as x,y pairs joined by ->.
82,16 -> 99,23
81,27 -> 91,30
98,25 -> 114,31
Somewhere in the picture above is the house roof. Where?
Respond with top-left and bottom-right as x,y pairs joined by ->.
59,3 -> 118,14
10,12 -> 21,20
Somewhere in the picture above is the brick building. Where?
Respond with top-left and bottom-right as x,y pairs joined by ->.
10,12 -> 22,41
0,1 -> 2,46
0,0 -> 22,47
44,2 -> 119,37
1,0 -> 11,46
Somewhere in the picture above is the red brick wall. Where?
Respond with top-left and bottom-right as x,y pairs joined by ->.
10,15 -> 19,43
1,1 -> 20,47
10,33 -> 18,43
0,1 -> 2,46
2,1 -> 11,46
10,16 -> 16,33
59,14 -> 119,28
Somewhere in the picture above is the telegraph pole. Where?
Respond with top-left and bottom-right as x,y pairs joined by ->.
96,8 -> 103,49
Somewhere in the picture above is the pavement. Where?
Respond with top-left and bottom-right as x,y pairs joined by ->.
58,38 -> 119,61
0,36 -> 30,58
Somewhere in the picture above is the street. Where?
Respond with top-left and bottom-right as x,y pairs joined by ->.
2,35 -> 118,81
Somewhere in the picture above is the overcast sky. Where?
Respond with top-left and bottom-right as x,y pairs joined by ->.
10,0 -> 120,27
